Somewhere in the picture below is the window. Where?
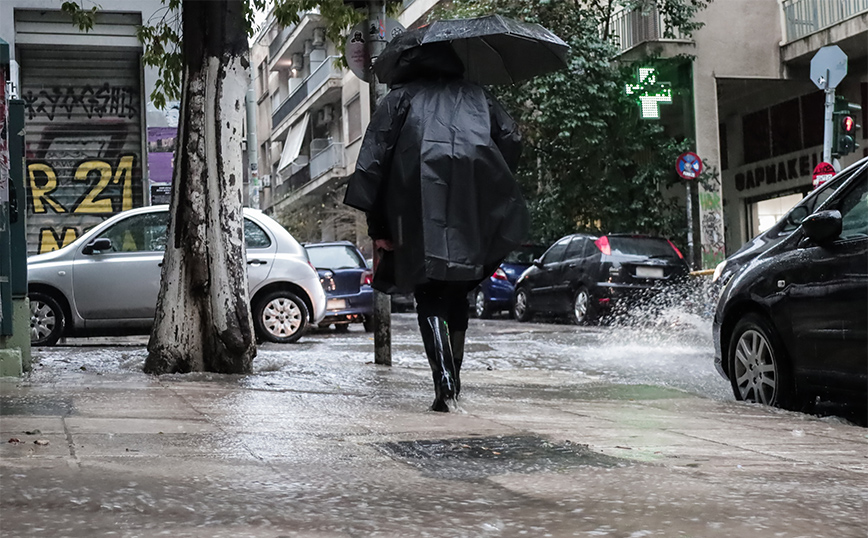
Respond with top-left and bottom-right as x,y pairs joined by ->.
837,173 -> 868,241
800,91 -> 824,149
258,61 -> 268,94
542,238 -> 570,265
564,237 -> 587,260
97,212 -> 168,252
244,219 -> 272,248
306,245 -> 366,269
743,109 -> 771,164
771,98 -> 801,157
503,245 -> 547,264
346,96 -> 362,143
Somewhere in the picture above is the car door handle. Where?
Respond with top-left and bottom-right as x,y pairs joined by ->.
247,260 -> 268,266
568,263 -> 577,268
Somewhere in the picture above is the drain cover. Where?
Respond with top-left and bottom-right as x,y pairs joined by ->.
379,435 -> 626,479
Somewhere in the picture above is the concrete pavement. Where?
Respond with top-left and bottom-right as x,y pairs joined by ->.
1,324 -> 866,537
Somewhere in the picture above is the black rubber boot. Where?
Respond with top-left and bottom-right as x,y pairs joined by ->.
450,330 -> 465,398
419,316 -> 456,412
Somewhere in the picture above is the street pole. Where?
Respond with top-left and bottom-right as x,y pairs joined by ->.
685,182 -> 694,270
822,69 -> 835,166
366,0 -> 391,366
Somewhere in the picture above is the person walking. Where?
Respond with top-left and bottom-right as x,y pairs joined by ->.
343,41 -> 529,412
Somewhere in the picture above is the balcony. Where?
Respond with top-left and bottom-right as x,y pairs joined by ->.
269,140 -> 346,212
782,0 -> 868,41
309,140 -> 345,181
607,5 -> 690,56
271,56 -> 341,130
268,23 -> 298,60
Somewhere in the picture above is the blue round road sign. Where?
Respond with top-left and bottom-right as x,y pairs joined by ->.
676,152 -> 702,180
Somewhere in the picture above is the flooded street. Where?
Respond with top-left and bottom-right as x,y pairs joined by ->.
2,307 -> 866,537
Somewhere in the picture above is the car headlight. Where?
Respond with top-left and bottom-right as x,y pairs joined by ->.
712,260 -> 726,283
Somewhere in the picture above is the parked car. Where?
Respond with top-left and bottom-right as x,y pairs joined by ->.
471,244 -> 546,318
712,156 -> 868,287
28,206 -> 326,346
713,163 -> 867,409
304,241 -> 374,332
513,233 -> 689,324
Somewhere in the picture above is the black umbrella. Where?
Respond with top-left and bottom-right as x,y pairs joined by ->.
373,14 -> 570,86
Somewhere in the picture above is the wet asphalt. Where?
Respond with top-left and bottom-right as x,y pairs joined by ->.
1,313 -> 866,537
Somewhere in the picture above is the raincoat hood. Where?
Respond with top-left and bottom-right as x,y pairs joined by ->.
389,42 -> 465,86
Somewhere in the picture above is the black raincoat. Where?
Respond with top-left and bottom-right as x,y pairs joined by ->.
344,44 -> 529,293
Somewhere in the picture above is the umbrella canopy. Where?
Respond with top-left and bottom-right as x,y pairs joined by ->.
373,14 -> 570,86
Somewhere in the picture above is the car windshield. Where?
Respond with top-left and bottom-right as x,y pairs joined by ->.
608,237 -> 678,258
306,245 -> 365,270
503,245 -> 547,264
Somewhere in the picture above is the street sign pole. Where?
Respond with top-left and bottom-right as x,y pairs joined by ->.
366,0 -> 391,367
810,45 -> 848,171
822,71 -> 835,165
685,183 -> 693,270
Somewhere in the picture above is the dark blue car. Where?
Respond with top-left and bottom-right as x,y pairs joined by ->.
305,241 -> 374,332
472,245 -> 547,318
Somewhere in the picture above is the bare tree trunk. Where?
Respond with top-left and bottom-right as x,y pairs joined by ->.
144,0 -> 256,374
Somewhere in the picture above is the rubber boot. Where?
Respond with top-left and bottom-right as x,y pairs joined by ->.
419,316 -> 456,412
450,330 -> 465,398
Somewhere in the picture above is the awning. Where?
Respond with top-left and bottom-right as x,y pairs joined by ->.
278,112 -> 310,172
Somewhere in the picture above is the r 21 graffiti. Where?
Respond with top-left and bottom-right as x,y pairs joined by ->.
28,155 -> 137,253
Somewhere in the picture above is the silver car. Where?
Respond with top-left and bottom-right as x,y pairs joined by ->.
28,205 -> 326,346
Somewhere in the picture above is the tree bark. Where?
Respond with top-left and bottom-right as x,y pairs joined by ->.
144,0 -> 256,374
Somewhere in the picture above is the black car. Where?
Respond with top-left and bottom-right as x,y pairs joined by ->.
713,166 -> 867,409
713,157 -> 868,287
304,241 -> 374,332
513,233 -> 689,324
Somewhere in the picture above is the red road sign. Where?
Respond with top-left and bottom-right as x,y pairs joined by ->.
812,162 -> 836,189
676,152 -> 702,180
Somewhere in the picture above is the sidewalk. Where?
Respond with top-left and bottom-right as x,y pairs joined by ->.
1,335 -> 866,538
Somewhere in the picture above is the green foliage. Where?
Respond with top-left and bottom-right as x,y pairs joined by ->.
437,0 -> 709,245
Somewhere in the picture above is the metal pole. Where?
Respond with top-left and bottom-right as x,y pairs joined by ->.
367,0 -> 391,366
246,84 -> 260,209
685,181 -> 694,271
822,70 -> 834,164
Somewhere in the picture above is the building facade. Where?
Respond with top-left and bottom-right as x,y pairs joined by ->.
0,0 -> 168,255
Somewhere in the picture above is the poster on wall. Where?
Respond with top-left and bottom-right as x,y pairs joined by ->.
146,101 -> 179,206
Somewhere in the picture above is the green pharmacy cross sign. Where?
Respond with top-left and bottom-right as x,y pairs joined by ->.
626,67 -> 672,120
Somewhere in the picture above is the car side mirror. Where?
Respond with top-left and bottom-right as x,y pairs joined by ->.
533,258 -> 543,268
801,210 -> 842,244
786,206 -> 809,227
83,237 -> 113,255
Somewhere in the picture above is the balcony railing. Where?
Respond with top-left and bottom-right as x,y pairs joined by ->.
268,23 -> 298,59
782,0 -> 868,41
272,56 -> 341,128
309,141 -> 344,180
606,6 -> 688,54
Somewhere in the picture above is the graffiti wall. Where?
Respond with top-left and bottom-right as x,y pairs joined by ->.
20,48 -> 144,255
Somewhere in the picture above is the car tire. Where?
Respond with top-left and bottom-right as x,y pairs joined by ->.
363,316 -> 374,333
30,292 -> 65,346
474,289 -> 492,319
728,313 -> 796,409
334,323 -> 350,333
570,287 -> 594,325
253,290 -> 309,344
513,288 -> 533,322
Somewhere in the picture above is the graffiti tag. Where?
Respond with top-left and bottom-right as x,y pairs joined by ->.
22,84 -> 138,121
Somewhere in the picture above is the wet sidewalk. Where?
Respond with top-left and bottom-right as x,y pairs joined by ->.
1,330 -> 867,537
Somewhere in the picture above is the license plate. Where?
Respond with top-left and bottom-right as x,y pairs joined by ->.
326,299 -> 346,310
635,266 -> 664,279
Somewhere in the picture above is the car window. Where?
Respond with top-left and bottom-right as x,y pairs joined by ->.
244,219 -> 272,249
542,238 -> 570,265
96,212 -> 168,252
837,174 -> 868,241
306,245 -> 366,269
608,236 -> 678,258
503,245 -> 546,264
564,237 -> 586,260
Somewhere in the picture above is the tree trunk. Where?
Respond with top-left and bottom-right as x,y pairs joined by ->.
144,0 -> 256,374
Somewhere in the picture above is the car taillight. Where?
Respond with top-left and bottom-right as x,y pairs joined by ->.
492,268 -> 508,281
594,236 -> 611,256
667,239 -> 684,259
361,270 -> 373,286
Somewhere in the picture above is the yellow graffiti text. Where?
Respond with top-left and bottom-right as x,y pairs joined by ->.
28,163 -> 66,214
38,227 -> 79,254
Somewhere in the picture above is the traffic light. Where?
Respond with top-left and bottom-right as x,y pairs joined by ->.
832,96 -> 862,157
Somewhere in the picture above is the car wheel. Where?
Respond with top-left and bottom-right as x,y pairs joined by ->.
474,289 -> 492,319
30,292 -> 65,346
363,316 -> 374,332
253,291 -> 309,344
334,323 -> 350,333
513,288 -> 533,322
570,287 -> 594,325
728,313 -> 795,409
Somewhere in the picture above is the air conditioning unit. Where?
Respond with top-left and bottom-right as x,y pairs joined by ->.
317,104 -> 335,126
312,28 -> 325,47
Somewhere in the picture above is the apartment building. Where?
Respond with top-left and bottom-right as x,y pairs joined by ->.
612,0 -> 867,265
251,0 -> 442,255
